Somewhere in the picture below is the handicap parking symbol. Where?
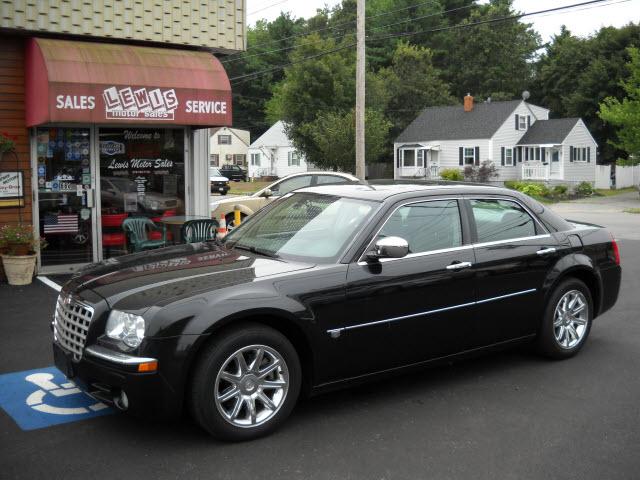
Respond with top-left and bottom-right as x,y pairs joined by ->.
0,367 -> 115,430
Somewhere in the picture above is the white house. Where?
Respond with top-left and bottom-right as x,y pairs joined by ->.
247,121 -> 310,178
209,127 -> 250,167
394,95 -> 598,185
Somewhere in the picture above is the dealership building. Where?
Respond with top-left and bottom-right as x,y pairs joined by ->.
0,1 -> 244,274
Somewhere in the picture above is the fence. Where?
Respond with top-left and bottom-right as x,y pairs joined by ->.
595,164 -> 640,189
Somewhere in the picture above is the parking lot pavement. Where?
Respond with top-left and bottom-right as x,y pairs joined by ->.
1,209 -> 639,480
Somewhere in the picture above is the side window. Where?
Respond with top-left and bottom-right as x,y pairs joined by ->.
471,199 -> 537,243
271,175 -> 313,196
315,175 -> 350,185
378,200 -> 462,254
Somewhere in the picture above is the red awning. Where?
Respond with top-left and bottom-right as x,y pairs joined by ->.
26,38 -> 232,127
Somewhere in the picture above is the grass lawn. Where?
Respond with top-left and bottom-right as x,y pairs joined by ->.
228,180 -> 271,195
624,208 -> 640,214
595,187 -> 638,196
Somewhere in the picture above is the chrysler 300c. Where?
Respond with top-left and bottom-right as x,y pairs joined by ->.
52,184 -> 621,441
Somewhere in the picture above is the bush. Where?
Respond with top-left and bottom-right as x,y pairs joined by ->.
552,184 -> 568,196
463,160 -> 498,183
574,181 -> 594,196
504,181 -> 549,197
439,168 -> 464,181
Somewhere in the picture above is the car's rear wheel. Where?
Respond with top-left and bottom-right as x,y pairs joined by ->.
190,323 -> 301,441
536,278 -> 593,359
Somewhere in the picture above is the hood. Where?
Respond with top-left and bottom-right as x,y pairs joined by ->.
210,175 -> 229,182
64,242 -> 313,311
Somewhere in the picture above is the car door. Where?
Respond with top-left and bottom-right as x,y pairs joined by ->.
341,198 -> 477,377
465,196 -> 561,346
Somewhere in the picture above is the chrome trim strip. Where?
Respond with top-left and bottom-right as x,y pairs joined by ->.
327,288 -> 537,337
84,345 -> 157,365
472,234 -> 551,249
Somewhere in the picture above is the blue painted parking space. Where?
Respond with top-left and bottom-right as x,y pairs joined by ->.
0,366 -> 115,431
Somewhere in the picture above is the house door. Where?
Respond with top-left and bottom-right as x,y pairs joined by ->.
34,127 -> 98,273
550,149 -> 561,176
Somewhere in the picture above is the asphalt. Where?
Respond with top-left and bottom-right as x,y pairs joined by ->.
0,193 -> 639,480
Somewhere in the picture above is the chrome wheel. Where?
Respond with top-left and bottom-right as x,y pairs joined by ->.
553,290 -> 589,349
214,345 -> 289,428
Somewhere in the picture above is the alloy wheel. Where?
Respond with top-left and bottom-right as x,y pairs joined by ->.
214,345 -> 289,428
553,290 -> 589,349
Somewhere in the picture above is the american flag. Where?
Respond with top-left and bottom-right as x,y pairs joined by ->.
44,214 -> 79,234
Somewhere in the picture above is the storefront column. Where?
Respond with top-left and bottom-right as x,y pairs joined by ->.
190,127 -> 211,218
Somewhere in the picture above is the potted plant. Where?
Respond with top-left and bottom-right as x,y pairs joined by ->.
0,224 -> 45,286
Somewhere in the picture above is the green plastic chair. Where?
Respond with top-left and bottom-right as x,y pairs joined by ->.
122,217 -> 166,252
181,219 -> 219,244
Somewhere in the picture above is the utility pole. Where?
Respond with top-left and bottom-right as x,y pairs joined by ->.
355,0 -> 365,180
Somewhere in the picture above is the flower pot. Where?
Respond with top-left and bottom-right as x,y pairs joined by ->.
7,243 -> 31,256
1,254 -> 37,286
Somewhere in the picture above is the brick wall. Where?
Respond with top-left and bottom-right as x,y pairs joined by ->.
0,36 -> 30,279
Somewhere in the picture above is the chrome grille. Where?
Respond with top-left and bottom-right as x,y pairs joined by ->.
54,294 -> 94,361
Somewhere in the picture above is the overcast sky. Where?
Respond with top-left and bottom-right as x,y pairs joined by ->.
246,0 -> 639,41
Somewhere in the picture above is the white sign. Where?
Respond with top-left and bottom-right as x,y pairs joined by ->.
100,140 -> 125,156
0,171 -> 23,199
103,86 -> 178,121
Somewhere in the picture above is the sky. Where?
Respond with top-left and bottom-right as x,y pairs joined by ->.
246,0 -> 639,41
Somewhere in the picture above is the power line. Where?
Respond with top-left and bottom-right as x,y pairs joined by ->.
225,0 -> 473,61
248,0 -> 289,16
230,0 -> 621,86
223,3 -> 474,65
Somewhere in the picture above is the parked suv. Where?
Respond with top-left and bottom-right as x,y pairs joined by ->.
219,164 -> 247,182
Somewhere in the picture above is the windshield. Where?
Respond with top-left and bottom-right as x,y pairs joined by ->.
210,168 -> 222,177
224,193 -> 377,263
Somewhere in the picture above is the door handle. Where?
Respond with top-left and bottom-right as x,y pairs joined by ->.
446,261 -> 473,271
536,247 -> 557,256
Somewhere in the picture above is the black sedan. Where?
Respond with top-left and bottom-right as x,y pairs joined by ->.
219,164 -> 248,182
53,183 -> 621,441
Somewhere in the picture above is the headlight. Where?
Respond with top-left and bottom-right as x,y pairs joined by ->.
106,310 -> 145,348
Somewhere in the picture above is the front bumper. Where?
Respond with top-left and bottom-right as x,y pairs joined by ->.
53,340 -> 185,419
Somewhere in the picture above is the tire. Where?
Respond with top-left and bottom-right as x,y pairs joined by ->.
536,278 -> 593,359
190,323 -> 301,441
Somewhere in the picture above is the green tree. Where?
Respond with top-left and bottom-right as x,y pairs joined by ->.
532,23 -> 640,163
599,47 -> 640,159
445,0 -> 540,100
307,109 -> 392,171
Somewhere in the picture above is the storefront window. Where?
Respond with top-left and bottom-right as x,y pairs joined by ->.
36,127 -> 93,267
99,128 -> 185,259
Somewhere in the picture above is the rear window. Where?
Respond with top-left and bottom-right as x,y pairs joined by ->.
471,199 -> 536,243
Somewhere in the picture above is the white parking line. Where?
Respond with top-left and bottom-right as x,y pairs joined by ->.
37,276 -> 62,292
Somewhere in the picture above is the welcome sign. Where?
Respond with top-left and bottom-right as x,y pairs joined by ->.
0,171 -> 24,207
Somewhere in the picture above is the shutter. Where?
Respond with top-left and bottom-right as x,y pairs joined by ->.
525,148 -> 529,161
501,147 -> 505,166
541,147 -> 546,163
459,147 -> 463,166
587,147 -> 591,163
397,149 -> 401,168
518,147 -> 522,163
474,146 -> 480,166
527,116 -> 531,128
570,146 -> 574,162
515,114 -> 519,130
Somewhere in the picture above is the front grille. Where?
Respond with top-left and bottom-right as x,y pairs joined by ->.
54,294 -> 94,361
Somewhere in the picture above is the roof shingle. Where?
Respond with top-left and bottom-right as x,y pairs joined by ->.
516,118 -> 581,145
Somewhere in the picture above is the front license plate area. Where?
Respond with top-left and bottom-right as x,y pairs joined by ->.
53,343 -> 75,379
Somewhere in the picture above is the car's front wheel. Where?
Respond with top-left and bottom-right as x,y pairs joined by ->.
190,323 -> 301,441
536,278 -> 593,359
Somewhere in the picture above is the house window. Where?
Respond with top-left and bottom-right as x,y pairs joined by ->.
525,147 -> 541,161
233,154 -> 246,165
210,154 -> 219,166
403,150 -> 415,167
218,134 -> 232,145
251,153 -> 261,166
417,149 -> 424,167
288,151 -> 300,166
464,147 -> 475,165
505,148 -> 514,166
519,115 -> 527,130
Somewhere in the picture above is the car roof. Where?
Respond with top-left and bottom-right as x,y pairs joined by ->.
296,181 -> 507,202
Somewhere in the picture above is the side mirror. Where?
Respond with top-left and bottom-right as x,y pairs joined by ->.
260,188 -> 273,198
367,236 -> 409,261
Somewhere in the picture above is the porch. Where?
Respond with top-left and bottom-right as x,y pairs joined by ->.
519,144 -> 563,181
396,144 -> 441,179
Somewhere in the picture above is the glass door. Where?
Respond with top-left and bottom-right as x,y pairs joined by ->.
35,127 -> 96,270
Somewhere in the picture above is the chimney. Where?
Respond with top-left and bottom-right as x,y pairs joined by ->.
464,93 -> 474,112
